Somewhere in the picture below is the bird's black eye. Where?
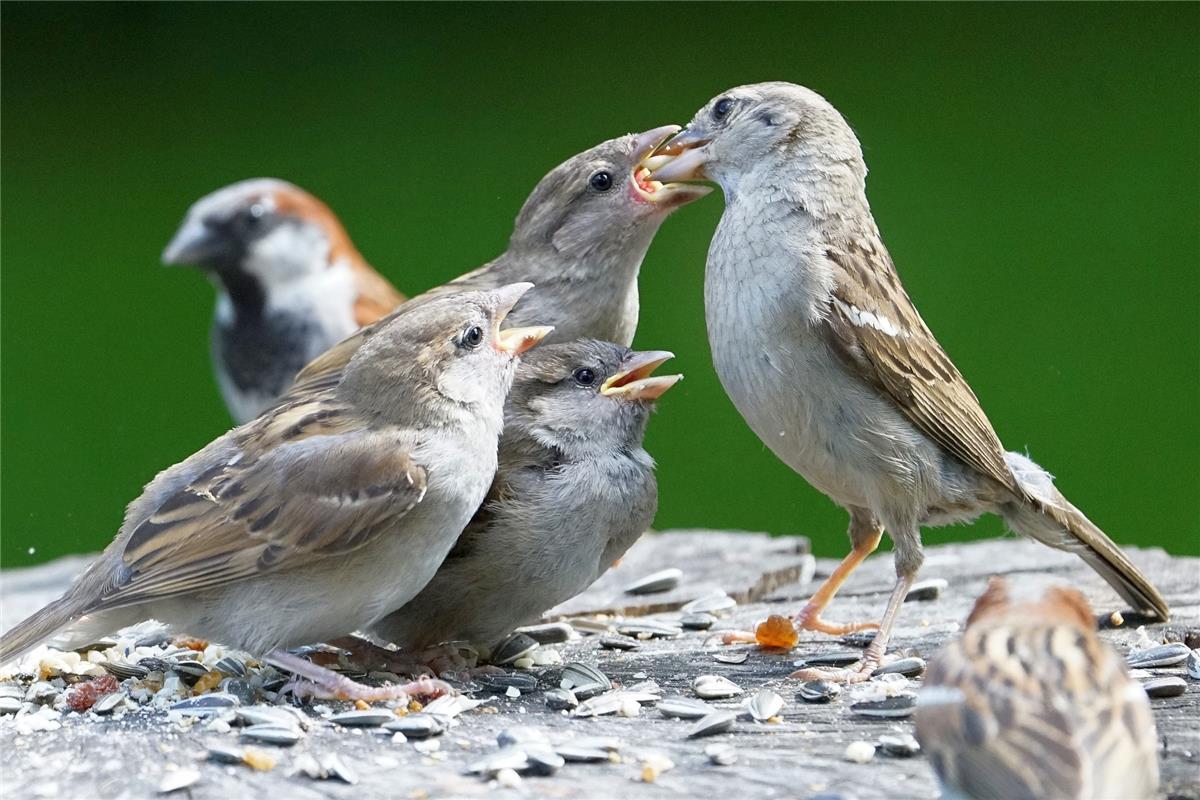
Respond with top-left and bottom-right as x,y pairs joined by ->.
713,97 -> 734,119
461,325 -> 485,349
589,171 -> 614,192
573,367 -> 597,386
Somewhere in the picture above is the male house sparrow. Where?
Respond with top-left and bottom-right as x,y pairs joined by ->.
372,340 -> 680,655
651,82 -> 1168,680
914,578 -> 1160,800
163,178 -> 406,423
0,284 -> 550,701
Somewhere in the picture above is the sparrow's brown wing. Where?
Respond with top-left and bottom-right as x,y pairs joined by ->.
87,408 -> 427,610
824,236 -> 1022,498
351,260 -> 406,327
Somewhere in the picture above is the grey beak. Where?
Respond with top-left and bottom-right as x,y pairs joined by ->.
162,217 -> 217,267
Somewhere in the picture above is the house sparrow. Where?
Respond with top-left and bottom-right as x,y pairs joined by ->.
302,125 -> 708,397
163,178 -> 406,424
650,82 -> 1168,680
914,578 -> 1160,800
0,284 -> 550,701
370,340 -> 680,657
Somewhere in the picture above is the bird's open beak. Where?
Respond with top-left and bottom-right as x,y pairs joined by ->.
490,282 -> 552,355
601,350 -> 682,401
162,217 -> 219,267
629,125 -> 713,209
646,128 -> 712,184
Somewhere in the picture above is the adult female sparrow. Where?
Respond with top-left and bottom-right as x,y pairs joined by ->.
650,82 -> 1167,681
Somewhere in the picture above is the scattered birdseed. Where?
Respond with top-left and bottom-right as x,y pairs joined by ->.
705,743 -> 738,766
844,741 -> 876,763
66,675 -> 119,712
1142,676 -> 1187,698
687,710 -> 736,738
625,568 -> 683,595
1127,643 -> 1190,669
904,579 -> 947,602
693,675 -> 743,699
755,615 -> 798,649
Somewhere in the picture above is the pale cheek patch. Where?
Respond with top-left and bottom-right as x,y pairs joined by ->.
834,298 -> 906,338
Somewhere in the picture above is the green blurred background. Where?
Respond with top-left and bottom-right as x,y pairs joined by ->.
3,3 -> 1198,569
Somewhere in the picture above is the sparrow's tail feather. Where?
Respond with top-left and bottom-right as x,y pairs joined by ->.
1000,452 -> 1169,621
0,595 -> 88,665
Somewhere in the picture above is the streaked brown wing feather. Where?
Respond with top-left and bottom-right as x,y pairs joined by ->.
824,238 -> 1021,497
94,404 -> 427,610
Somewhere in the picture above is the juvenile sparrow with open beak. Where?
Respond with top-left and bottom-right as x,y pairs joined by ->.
650,82 -> 1167,681
371,340 -> 680,658
0,284 -> 550,702
302,126 -> 709,396
163,178 -> 406,423
915,578 -> 1160,800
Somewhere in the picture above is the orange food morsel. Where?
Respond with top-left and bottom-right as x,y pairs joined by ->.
173,636 -> 209,652
191,670 -> 223,694
755,615 -> 799,649
66,674 -> 120,712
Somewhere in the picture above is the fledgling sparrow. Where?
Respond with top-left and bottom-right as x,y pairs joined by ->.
301,126 -> 709,394
650,82 -> 1167,681
371,340 -> 680,656
915,578 -> 1160,800
0,284 -> 550,701
163,178 -> 406,423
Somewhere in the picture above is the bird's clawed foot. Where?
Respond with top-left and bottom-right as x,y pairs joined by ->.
793,602 -> 880,636
787,650 -> 897,684
268,649 -> 453,703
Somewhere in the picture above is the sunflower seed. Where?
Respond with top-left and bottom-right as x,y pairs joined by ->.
318,753 -> 358,785
92,692 -> 127,715
798,651 -> 862,668
565,617 -> 612,635
103,661 -> 148,680
219,678 -> 257,705
545,688 -> 578,711
625,568 -> 683,595
235,706 -> 297,727
797,680 -> 842,703
383,714 -> 444,738
1142,676 -> 1187,698
600,635 -> 640,651
851,692 -> 917,719
477,672 -> 539,694
682,590 -> 737,614
713,652 -> 749,665
158,768 -> 200,793
469,746 -> 529,776
240,724 -> 303,746
616,620 -> 682,639
0,697 -> 22,715
693,674 -> 743,699
423,693 -> 489,719
555,744 -> 611,763
137,657 -> 171,673
25,682 -> 59,704
747,688 -> 783,721
1187,649 -> 1200,680
658,696 -> 712,720
872,657 -> 925,678
514,622 -> 573,645
560,662 -> 611,699
215,655 -> 248,677
573,691 -> 629,718
841,631 -> 877,649
687,710 -> 736,738
878,733 -> 921,758
492,633 -> 540,666
171,693 -> 240,716
905,579 -> 947,602
498,726 -> 548,747
170,660 -> 210,682
705,743 -> 738,766
206,743 -> 246,764
0,685 -> 23,700
1127,642 -> 1190,669
681,613 -> 716,631
330,709 -> 394,727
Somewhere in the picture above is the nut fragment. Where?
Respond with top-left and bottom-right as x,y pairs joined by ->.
755,615 -> 798,649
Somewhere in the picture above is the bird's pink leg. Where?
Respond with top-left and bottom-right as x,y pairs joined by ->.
268,649 -> 452,703
794,518 -> 883,635
789,572 -> 913,683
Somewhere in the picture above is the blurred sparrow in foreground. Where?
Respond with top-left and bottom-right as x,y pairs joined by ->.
651,82 -> 1167,681
0,285 -> 549,701
163,178 -> 405,423
915,578 -> 1159,800
371,340 -> 680,660
303,125 -> 708,398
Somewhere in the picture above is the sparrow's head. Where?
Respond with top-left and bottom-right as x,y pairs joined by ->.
163,178 -> 362,298
340,282 -> 551,427
651,82 -> 866,200
508,126 -> 711,260
965,576 -> 1096,632
506,340 -> 680,457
